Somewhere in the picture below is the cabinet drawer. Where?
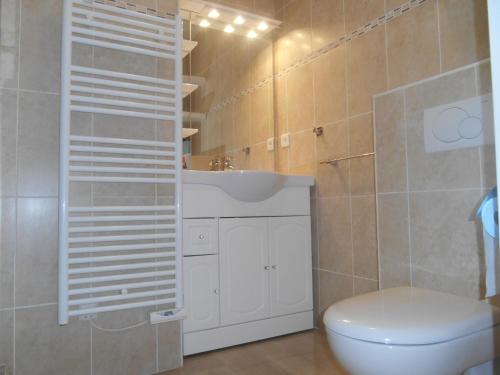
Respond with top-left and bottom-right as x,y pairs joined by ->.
183,219 -> 218,256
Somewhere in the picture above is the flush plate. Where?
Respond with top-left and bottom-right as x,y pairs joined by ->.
423,94 -> 493,153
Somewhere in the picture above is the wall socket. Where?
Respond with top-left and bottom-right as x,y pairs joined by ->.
266,137 -> 274,151
280,133 -> 290,148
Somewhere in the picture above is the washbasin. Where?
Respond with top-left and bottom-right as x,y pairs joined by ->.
183,170 -> 314,202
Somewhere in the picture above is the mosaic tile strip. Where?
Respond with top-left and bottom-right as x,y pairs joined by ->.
92,0 -> 174,18
207,0 -> 428,114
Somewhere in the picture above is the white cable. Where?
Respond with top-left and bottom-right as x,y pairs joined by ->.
90,319 -> 148,332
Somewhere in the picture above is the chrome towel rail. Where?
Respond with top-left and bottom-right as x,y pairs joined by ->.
320,152 -> 375,166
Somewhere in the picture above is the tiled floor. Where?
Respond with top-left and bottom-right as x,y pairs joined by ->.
160,329 -> 348,375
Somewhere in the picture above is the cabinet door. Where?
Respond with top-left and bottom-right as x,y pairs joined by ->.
183,255 -> 220,333
219,218 -> 270,326
269,216 -> 313,316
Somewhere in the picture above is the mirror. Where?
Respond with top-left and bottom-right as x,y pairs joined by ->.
181,3 -> 278,171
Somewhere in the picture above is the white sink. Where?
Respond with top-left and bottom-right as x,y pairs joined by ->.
183,170 -> 314,202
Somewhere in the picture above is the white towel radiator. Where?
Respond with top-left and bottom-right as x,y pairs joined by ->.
58,0 -> 183,324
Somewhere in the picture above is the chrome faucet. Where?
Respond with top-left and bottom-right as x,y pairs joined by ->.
223,156 -> 235,170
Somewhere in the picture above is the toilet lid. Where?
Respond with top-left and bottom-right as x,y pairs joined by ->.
324,287 -> 500,345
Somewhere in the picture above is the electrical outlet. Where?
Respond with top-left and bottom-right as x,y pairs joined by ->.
280,133 -> 290,148
266,137 -> 274,151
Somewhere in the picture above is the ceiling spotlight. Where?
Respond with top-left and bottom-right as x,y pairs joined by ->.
257,21 -> 269,31
234,15 -> 245,25
199,19 -> 210,28
247,30 -> 257,39
224,24 -> 235,33
208,9 -> 220,19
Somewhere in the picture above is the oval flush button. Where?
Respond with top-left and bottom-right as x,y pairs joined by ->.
459,116 -> 483,140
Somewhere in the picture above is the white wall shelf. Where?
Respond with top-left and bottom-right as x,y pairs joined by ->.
182,128 -> 199,138
183,39 -> 198,58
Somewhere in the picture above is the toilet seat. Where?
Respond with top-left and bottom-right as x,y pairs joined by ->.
324,287 -> 500,345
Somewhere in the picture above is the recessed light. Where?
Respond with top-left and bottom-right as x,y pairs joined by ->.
234,15 -> 245,25
257,21 -> 268,31
208,9 -> 220,19
224,24 -> 235,33
247,30 -> 257,39
199,19 -> 210,28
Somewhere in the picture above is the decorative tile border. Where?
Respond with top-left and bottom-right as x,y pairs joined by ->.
92,0 -> 174,18
207,0 -> 428,114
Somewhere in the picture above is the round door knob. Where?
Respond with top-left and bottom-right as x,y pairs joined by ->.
198,234 -> 205,240
271,265 -> 277,270
264,266 -> 270,270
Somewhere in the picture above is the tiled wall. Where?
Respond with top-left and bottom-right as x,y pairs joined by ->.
263,0 -> 490,325
374,60 -> 494,299
0,0 -> 181,374
184,0 -> 490,324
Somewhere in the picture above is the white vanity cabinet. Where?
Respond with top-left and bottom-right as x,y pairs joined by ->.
183,255 -> 220,333
182,171 -> 314,355
219,217 -> 313,326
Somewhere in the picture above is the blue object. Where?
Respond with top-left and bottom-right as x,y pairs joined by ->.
477,187 -> 498,239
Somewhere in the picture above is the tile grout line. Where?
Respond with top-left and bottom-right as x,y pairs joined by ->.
12,0 -> 23,372
402,90 -> 413,287
435,0 -> 443,73
372,95 -> 382,290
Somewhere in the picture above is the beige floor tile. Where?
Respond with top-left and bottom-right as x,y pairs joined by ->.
160,331 -> 346,375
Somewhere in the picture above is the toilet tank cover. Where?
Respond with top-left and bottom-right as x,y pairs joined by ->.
323,287 -> 500,345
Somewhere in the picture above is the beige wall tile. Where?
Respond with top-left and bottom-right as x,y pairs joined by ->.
290,130 -> 316,168
409,190 -> 483,299
412,267 -> 481,299
17,91 -> 59,197
438,0 -> 490,71
249,143 -> 274,171
0,0 -> 19,89
386,0 -> 440,88
385,0 -> 407,10
481,145 -> 496,190
379,257 -> 411,289
316,161 -> 350,198
19,0 -> 62,92
347,27 -> 387,116
377,193 -> 411,288
349,113 -> 373,155
318,270 -> 353,314
374,90 -> 407,193
93,309 -> 157,375
477,61 -> 492,95
345,0 -> 385,32
349,155 -> 375,196
318,197 -> 353,275
311,0 -> 344,50
277,0 -> 312,70
354,277 -> 378,296
158,322 -> 182,372
0,309 -> 13,375
16,198 -> 58,306
0,89 -> 17,197
352,195 -> 378,280
405,68 -> 480,190
234,95 -> 252,149
312,46 -> 347,126
15,304 -> 90,375
250,84 -> 272,145
0,199 -> 15,309
287,64 -> 315,133
316,120 -> 348,162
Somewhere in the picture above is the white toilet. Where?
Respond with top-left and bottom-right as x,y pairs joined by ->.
324,287 -> 500,375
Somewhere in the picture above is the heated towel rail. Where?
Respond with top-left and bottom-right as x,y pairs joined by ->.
59,0 -> 183,324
